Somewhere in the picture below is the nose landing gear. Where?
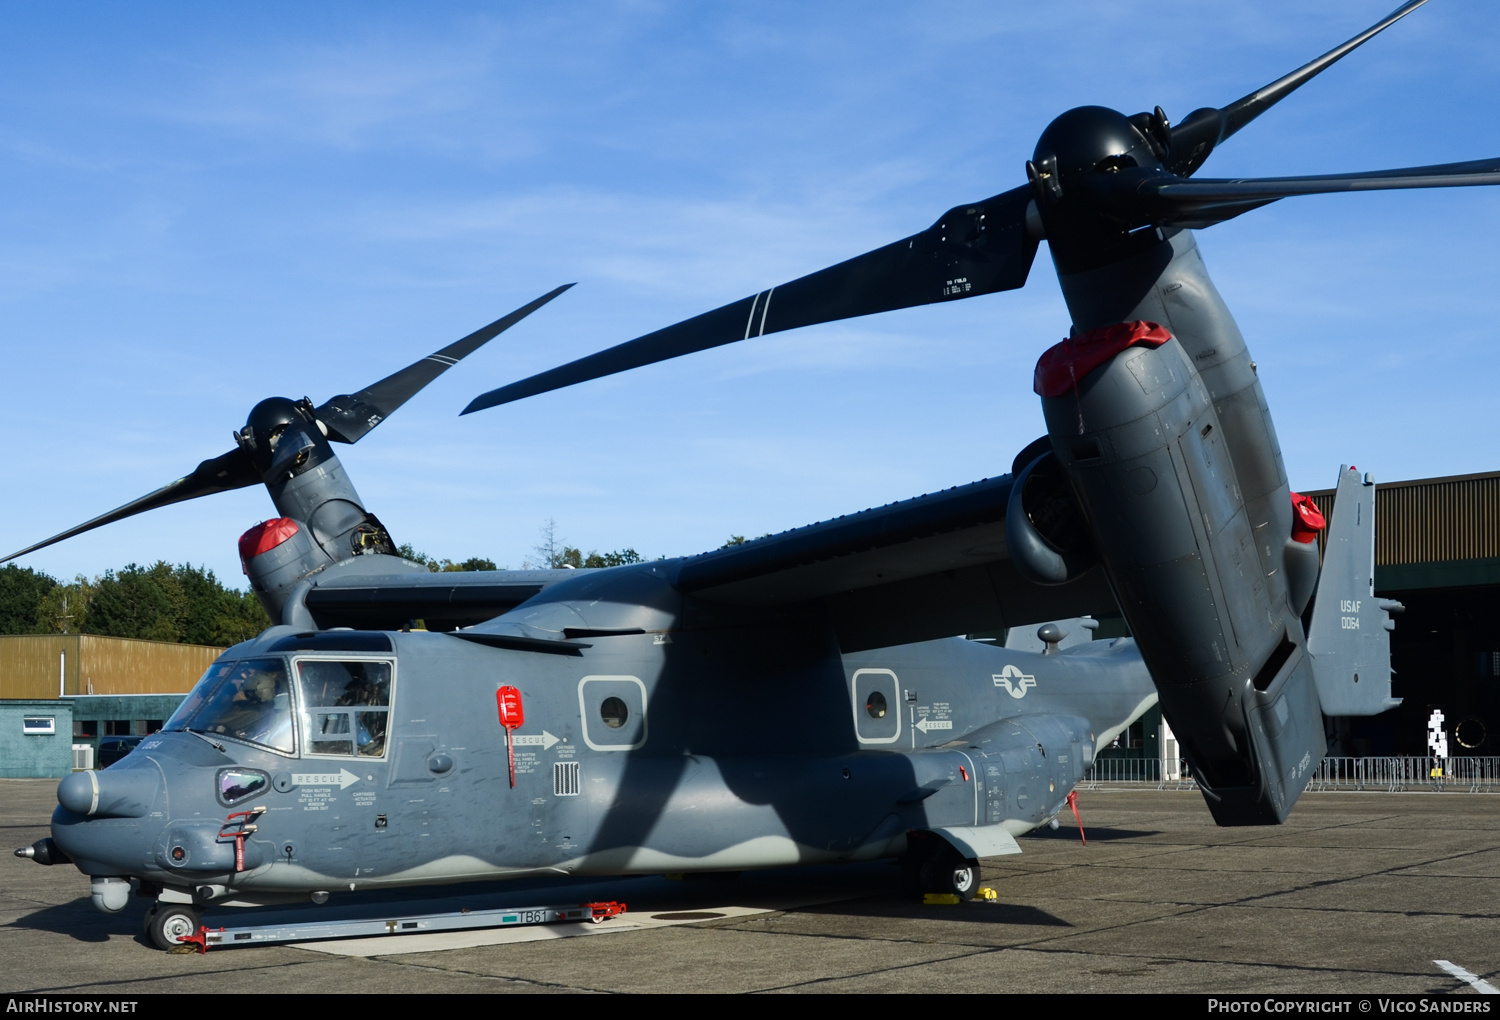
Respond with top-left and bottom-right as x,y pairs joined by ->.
144,903 -> 202,951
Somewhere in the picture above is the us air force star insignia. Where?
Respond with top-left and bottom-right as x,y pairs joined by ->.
993,664 -> 1036,699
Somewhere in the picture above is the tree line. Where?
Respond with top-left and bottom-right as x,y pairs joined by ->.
0,525 -> 683,646
0,562 -> 273,646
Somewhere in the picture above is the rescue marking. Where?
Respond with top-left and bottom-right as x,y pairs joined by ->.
512,730 -> 562,750
291,769 -> 360,789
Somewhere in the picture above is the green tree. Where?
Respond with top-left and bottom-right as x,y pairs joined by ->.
210,586 -> 273,646
86,563 -> 187,642
174,564 -> 228,645
169,564 -> 272,646
36,575 -> 95,634
6,560 -> 270,645
551,545 -> 642,569
397,545 -> 499,572
584,549 -> 642,568
0,564 -> 57,634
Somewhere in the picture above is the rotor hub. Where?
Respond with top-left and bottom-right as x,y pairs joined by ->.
1033,106 -> 1163,196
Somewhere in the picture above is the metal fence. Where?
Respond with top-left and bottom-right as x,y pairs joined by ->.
1079,756 -> 1197,791
1309,756 -> 1500,793
1082,756 -> 1500,793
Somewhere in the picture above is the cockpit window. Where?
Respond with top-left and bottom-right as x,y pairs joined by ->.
296,659 -> 392,758
165,658 -> 295,755
218,769 -> 270,806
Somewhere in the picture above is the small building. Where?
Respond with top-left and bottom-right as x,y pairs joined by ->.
0,634 -> 222,777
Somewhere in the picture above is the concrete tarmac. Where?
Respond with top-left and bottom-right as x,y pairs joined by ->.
3,778 -> 1497,994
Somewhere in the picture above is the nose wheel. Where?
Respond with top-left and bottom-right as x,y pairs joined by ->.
145,903 -> 202,951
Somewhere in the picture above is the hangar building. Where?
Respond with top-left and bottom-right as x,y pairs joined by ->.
0,634 -> 217,777
1307,469 -> 1500,757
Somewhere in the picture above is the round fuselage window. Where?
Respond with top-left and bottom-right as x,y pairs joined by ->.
601,696 -> 629,729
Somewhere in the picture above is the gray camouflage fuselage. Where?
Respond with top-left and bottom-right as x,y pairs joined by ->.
49,570 -> 1154,900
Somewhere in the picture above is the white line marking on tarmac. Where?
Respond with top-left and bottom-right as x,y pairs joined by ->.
1435,960 -> 1499,994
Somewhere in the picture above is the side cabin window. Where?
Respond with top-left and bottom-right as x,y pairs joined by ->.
296,659 -> 393,759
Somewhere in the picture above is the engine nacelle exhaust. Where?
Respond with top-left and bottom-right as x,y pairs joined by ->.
1006,447 -> 1096,586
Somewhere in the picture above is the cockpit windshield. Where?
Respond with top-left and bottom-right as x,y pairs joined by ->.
164,657 -> 296,755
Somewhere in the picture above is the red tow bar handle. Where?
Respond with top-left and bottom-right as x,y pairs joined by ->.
217,806 -> 267,873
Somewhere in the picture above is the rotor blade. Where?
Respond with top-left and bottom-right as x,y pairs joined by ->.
463,186 -> 1039,413
316,283 -> 574,442
1,447 -> 257,564
1167,0 -> 1428,177
1095,156 -> 1500,229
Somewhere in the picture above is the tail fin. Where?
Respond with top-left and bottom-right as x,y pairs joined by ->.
1306,466 -> 1403,716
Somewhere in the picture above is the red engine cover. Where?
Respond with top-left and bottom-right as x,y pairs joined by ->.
1033,320 -> 1174,398
238,518 -> 301,572
1290,492 -> 1326,544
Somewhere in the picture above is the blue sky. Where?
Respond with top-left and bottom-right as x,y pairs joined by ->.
3,1 -> 1498,585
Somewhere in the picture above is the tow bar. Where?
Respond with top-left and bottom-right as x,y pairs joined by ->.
175,900 -> 627,953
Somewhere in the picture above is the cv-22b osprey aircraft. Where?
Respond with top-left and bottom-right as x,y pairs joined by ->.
9,0 -> 1483,950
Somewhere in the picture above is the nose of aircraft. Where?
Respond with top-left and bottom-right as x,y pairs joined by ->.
56,767 -> 160,819
50,763 -> 168,905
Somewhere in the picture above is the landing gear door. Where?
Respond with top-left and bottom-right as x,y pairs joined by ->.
852,668 -> 901,744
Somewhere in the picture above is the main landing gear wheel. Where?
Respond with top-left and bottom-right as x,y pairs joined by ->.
901,833 -> 981,901
943,854 -> 980,900
148,904 -> 201,951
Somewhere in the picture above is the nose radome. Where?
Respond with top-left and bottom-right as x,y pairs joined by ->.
57,768 -> 158,818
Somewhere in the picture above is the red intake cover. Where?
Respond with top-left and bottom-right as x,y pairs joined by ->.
497,685 -> 525,729
238,518 -> 300,572
1290,492 -> 1326,544
1034,321 -> 1173,398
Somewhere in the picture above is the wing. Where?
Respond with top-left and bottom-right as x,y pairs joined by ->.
672,473 -> 1115,653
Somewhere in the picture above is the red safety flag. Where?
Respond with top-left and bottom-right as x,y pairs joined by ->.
1066,790 -> 1087,846
497,686 -> 524,787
